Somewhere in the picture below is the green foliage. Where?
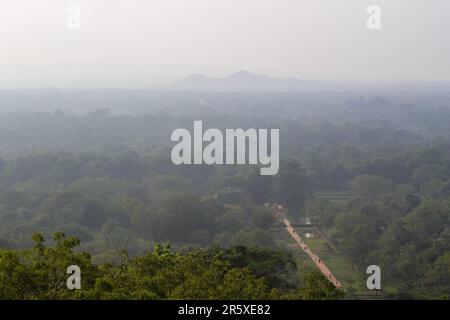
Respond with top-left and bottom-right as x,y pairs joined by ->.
0,233 -> 343,300
297,271 -> 345,300
276,159 -> 308,210
351,175 -> 394,198
0,103 -> 449,299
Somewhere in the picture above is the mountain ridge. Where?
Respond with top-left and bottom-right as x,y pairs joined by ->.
169,71 -> 450,92
171,70 -> 334,92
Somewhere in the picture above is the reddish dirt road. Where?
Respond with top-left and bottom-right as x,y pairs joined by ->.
274,205 -> 342,289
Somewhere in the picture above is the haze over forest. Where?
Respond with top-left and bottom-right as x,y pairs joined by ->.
0,0 -> 449,301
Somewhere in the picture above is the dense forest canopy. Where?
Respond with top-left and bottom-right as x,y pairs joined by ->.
0,90 -> 449,299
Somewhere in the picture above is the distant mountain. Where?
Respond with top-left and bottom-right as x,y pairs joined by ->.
170,70 -> 340,92
169,71 -> 450,92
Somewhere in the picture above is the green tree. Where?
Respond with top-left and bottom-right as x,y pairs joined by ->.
351,174 -> 394,198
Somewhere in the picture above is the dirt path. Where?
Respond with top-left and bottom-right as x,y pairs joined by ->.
273,206 -> 342,289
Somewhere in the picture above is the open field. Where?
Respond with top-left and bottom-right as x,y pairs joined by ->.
291,223 -> 384,297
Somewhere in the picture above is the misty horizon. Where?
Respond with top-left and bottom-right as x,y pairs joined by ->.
0,0 -> 449,304
2,0 -> 450,88
3,68 -> 450,91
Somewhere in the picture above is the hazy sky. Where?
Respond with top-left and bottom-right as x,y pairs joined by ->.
1,0 -> 449,88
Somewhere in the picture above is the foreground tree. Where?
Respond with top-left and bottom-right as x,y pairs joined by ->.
0,233 -> 344,300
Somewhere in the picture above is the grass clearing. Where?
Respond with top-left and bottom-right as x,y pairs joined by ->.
314,190 -> 354,204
